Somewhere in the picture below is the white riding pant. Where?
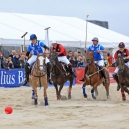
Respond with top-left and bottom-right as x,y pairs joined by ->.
114,62 -> 129,73
94,60 -> 104,66
57,56 -> 70,65
27,55 -> 50,66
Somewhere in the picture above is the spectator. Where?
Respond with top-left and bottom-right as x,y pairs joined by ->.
73,52 -> 78,67
19,55 -> 26,68
67,51 -> 73,59
82,56 -> 86,66
69,56 -> 75,66
3,59 -> 10,70
78,51 -> 82,57
0,52 -> 5,68
22,51 -> 26,56
9,50 -> 16,60
8,57 -> 14,68
104,58 -> 108,67
107,53 -> 113,66
77,56 -> 84,67
16,50 -> 21,57
13,53 -> 20,68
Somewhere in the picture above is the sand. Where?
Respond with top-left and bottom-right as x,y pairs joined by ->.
0,83 -> 129,129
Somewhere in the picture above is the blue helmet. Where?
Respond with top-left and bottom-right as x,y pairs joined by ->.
30,34 -> 37,40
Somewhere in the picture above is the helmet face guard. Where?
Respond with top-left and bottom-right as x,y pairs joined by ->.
30,34 -> 37,40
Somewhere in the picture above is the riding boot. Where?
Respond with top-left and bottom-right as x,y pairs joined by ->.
23,63 -> 30,86
99,66 -> 109,83
68,63 -> 76,77
112,73 -> 120,91
47,62 -> 53,84
80,65 -> 88,81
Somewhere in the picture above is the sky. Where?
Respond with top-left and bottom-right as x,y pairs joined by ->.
0,0 -> 129,36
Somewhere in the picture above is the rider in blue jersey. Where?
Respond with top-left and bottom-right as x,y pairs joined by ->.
23,34 -> 52,85
80,37 -> 109,83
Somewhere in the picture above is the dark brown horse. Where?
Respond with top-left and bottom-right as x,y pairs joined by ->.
82,51 -> 110,99
49,52 -> 75,100
114,53 -> 129,101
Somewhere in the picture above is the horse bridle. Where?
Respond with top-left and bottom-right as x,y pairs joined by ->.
31,58 -> 47,77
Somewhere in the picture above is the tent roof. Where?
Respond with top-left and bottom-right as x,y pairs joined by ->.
0,12 -> 129,48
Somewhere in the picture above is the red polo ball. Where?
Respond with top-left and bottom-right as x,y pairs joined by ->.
5,106 -> 13,114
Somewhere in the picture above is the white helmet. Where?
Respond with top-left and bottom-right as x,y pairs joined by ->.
51,40 -> 57,44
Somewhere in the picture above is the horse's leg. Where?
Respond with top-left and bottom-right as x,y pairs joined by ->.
121,86 -> 126,101
122,85 -> 129,95
94,87 -> 99,98
44,86 -> 49,106
31,88 -> 35,99
91,87 -> 96,99
54,83 -> 59,100
82,82 -> 87,98
33,86 -> 38,105
104,83 -> 110,99
68,77 -> 73,99
58,84 -> 64,100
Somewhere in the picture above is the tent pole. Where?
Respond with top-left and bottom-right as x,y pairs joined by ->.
85,15 -> 89,50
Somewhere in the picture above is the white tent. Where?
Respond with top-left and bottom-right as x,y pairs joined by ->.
0,12 -> 129,48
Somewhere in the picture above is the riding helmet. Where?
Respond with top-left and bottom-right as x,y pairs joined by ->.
92,37 -> 99,42
118,42 -> 125,48
30,34 -> 37,40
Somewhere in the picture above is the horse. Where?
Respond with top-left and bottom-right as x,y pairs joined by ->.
82,51 -> 110,99
49,52 -> 75,100
29,53 -> 48,105
114,53 -> 129,101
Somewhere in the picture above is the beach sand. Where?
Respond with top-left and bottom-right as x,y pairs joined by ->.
0,83 -> 129,129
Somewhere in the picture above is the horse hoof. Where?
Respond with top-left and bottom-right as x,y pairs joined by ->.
45,102 -> 49,106
107,96 -> 110,99
84,94 -> 87,98
44,98 -> 49,106
31,96 -> 34,99
68,94 -> 71,99
34,98 -> 38,105
122,98 -> 126,101
92,96 -> 96,99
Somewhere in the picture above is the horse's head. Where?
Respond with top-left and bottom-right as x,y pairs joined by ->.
116,52 -> 125,72
50,52 -> 58,65
86,51 -> 94,64
37,54 -> 46,72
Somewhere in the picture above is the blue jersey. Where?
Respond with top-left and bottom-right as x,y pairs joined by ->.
27,40 -> 46,55
88,44 -> 104,61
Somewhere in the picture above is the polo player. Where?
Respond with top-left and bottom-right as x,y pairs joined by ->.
51,40 -> 76,77
80,37 -> 109,83
113,42 -> 129,91
23,34 -> 52,85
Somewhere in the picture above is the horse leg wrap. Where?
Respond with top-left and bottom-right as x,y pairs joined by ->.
32,90 -> 35,99
44,97 -> 49,106
34,98 -> 38,105
82,85 -> 86,95
121,91 -> 126,100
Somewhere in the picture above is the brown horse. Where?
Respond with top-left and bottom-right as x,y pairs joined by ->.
49,52 -> 75,100
82,51 -> 110,99
29,54 -> 48,105
114,53 -> 129,101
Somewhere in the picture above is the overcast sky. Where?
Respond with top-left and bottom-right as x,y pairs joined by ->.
0,0 -> 129,36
